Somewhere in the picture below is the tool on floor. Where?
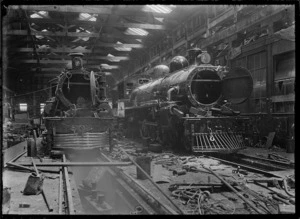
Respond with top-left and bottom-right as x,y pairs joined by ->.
23,158 -> 44,195
25,158 -> 53,212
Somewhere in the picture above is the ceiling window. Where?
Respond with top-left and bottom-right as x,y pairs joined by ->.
79,13 -> 97,21
107,54 -> 120,62
30,11 -> 48,18
143,5 -> 175,14
125,28 -> 149,36
19,103 -> 27,112
40,103 -> 45,114
114,41 -> 132,52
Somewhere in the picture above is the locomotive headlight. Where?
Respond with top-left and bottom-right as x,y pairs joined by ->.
198,51 -> 211,64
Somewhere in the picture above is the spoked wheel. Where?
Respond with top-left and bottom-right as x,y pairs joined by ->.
140,120 -> 160,142
140,120 -> 150,140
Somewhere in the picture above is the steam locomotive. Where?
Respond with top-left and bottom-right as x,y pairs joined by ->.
43,53 -> 114,151
125,48 -> 253,153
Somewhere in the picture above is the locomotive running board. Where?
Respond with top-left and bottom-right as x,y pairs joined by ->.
192,132 -> 246,153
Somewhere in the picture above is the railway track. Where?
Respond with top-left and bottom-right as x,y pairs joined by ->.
65,149 -> 180,215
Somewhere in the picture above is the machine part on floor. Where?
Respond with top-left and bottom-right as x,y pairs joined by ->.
99,151 -> 179,214
254,182 -> 295,205
238,184 -> 276,214
282,178 -> 295,197
272,194 -> 290,205
19,204 -> 30,208
205,155 -> 283,178
136,156 -> 151,180
16,161 -> 132,167
172,168 -> 187,176
119,147 -> 184,214
278,204 -> 295,214
201,165 -> 265,214
63,154 -> 75,214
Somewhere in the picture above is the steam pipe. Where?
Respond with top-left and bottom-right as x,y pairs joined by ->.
167,86 -> 179,101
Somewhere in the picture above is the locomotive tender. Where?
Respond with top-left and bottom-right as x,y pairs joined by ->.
125,48 -> 253,152
43,53 -> 114,151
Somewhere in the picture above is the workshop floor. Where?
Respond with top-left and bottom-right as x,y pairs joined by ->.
2,156 -> 83,215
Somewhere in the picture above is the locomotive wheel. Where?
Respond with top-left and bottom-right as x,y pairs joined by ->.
140,120 -> 150,140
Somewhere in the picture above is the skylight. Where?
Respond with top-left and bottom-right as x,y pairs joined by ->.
114,41 -> 132,52
30,11 -> 48,18
36,35 -> 44,39
79,13 -> 97,22
144,5 -> 174,14
125,28 -> 149,36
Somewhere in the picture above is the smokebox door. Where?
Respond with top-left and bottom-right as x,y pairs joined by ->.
222,67 -> 253,104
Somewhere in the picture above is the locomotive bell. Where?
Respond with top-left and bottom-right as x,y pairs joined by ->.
69,53 -> 84,69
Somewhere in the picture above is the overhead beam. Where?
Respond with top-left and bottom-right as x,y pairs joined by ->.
9,5 -> 113,14
12,46 -> 138,54
4,30 -> 147,40
8,5 -> 170,18
17,54 -> 130,61
26,18 -> 166,30
18,59 -> 116,65
9,47 -> 131,56
201,5 -> 290,48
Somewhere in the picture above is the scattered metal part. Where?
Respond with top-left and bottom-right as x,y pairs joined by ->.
201,165 -> 265,214
19,204 -> 30,208
119,147 -> 184,214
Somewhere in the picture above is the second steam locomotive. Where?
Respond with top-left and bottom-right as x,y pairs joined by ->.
125,48 -> 253,153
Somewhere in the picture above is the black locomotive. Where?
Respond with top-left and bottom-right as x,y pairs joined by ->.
125,48 -> 253,153
43,53 -> 114,151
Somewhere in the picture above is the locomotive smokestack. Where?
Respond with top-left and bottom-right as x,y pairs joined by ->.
69,53 -> 84,69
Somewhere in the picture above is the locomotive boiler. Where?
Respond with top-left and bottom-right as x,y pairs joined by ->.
125,49 -> 253,153
43,53 -> 114,151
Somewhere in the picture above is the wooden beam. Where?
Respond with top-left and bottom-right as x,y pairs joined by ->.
9,5 -> 113,14
16,54 -> 130,61
12,47 -> 125,54
201,5 -> 290,48
9,5 -> 170,18
26,17 -> 166,30
19,59 -> 118,65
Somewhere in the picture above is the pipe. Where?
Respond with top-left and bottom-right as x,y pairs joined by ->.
119,148 -> 184,214
6,162 -> 61,174
15,162 -> 132,167
63,155 -> 75,214
167,86 -> 178,101
58,170 -> 63,214
201,165 -> 265,214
